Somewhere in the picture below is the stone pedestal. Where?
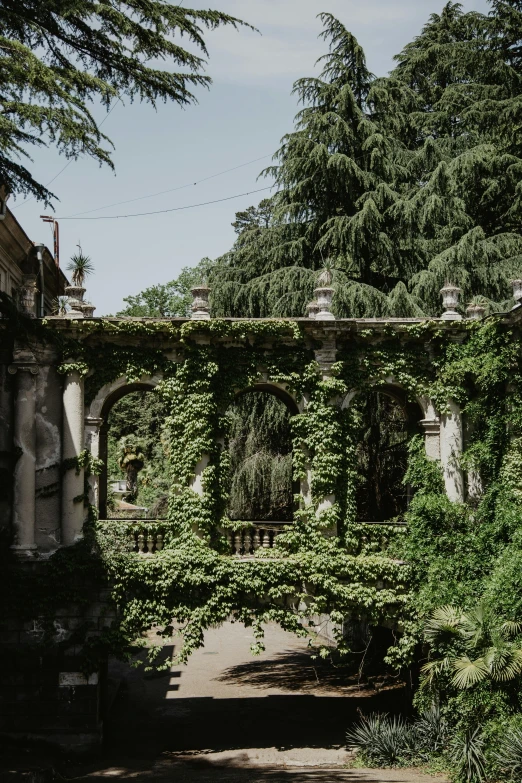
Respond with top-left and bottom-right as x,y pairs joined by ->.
62,368 -> 85,546
8,352 -> 39,553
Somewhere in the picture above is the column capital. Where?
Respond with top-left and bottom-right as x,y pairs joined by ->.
419,417 -> 440,435
85,416 -> 104,427
8,349 -> 39,375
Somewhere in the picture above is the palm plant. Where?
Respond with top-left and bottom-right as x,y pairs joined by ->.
51,295 -> 69,315
67,249 -> 94,287
421,604 -> 522,690
118,437 -> 146,503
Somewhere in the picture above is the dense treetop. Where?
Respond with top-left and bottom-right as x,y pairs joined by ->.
207,1 -> 522,318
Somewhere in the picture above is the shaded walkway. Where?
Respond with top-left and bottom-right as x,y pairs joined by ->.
103,622 -> 407,756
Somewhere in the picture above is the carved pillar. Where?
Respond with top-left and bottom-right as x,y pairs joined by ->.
84,417 -> 103,510
440,400 -> 465,502
62,368 -> 85,546
8,350 -> 39,554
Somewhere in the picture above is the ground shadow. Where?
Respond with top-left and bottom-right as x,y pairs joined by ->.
216,649 -> 402,694
104,646 -> 408,758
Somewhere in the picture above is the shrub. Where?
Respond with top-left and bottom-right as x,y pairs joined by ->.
346,713 -> 412,766
494,726 -> 522,779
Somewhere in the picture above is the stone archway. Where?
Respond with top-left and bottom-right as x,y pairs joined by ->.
84,375 -> 162,518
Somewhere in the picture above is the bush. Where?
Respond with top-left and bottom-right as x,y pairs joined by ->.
346,713 -> 412,766
346,707 -> 448,767
495,726 -> 522,779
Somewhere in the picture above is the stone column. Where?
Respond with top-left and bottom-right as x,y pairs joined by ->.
62,368 -> 86,546
312,337 -> 338,533
84,417 -> 103,510
440,400 -> 465,502
8,350 -> 39,554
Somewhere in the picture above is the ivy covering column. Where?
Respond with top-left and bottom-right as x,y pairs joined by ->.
62,366 -> 86,546
8,349 -> 38,554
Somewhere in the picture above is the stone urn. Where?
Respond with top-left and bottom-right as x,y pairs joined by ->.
465,303 -> 486,321
512,279 -> 522,305
64,285 -> 85,318
191,284 -> 211,320
306,300 -> 320,319
314,269 -> 335,321
440,282 -> 462,321
80,302 -> 96,318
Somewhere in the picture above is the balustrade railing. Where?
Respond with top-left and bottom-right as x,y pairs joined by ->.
223,522 -> 292,556
99,520 -> 292,556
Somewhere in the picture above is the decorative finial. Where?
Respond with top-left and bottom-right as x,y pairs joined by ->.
191,284 -> 211,321
64,284 -> 85,318
80,302 -> 96,318
440,282 -> 462,321
306,300 -> 320,319
465,303 -> 486,321
314,269 -> 335,321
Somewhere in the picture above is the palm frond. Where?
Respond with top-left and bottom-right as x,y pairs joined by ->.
424,605 -> 464,643
451,656 -> 488,689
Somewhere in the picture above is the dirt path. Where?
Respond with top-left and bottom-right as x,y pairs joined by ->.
66,622 -> 445,782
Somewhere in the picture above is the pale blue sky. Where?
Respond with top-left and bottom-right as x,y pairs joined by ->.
12,0 -> 489,315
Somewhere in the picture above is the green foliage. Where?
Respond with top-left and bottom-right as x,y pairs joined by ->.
210,4 -> 522,317
106,391 -> 170,513
226,391 -> 293,521
67,250 -> 94,287
117,258 -> 215,318
494,725 -> 522,779
1,2 -> 249,202
421,604 -> 522,690
346,707 -> 449,768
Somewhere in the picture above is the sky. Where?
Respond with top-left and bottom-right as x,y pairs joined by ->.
11,0 -> 489,316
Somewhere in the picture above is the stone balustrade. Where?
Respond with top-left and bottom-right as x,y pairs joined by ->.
124,524 -> 165,554
223,522 -> 292,556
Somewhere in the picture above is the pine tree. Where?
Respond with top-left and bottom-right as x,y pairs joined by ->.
211,3 -> 522,318
0,1 -> 249,203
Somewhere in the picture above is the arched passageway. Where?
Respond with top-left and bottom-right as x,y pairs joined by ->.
98,383 -> 169,519
225,387 -> 298,523
354,386 -> 423,522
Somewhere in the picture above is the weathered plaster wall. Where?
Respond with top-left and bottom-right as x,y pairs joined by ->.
35,360 -> 63,551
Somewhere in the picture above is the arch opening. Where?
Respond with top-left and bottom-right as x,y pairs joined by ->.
353,386 -> 423,523
225,387 -> 296,523
99,384 -> 170,519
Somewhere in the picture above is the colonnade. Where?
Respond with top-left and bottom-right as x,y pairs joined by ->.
7,348 -> 466,555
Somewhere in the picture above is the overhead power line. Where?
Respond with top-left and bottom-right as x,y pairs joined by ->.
63,153 -> 272,217
56,186 -> 274,220
12,98 -> 121,210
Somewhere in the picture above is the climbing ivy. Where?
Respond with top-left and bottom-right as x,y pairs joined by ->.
3,312 -> 522,695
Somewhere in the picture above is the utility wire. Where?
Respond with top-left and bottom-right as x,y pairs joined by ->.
12,98 -> 121,210
56,185 -> 274,220
62,153 -> 272,217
